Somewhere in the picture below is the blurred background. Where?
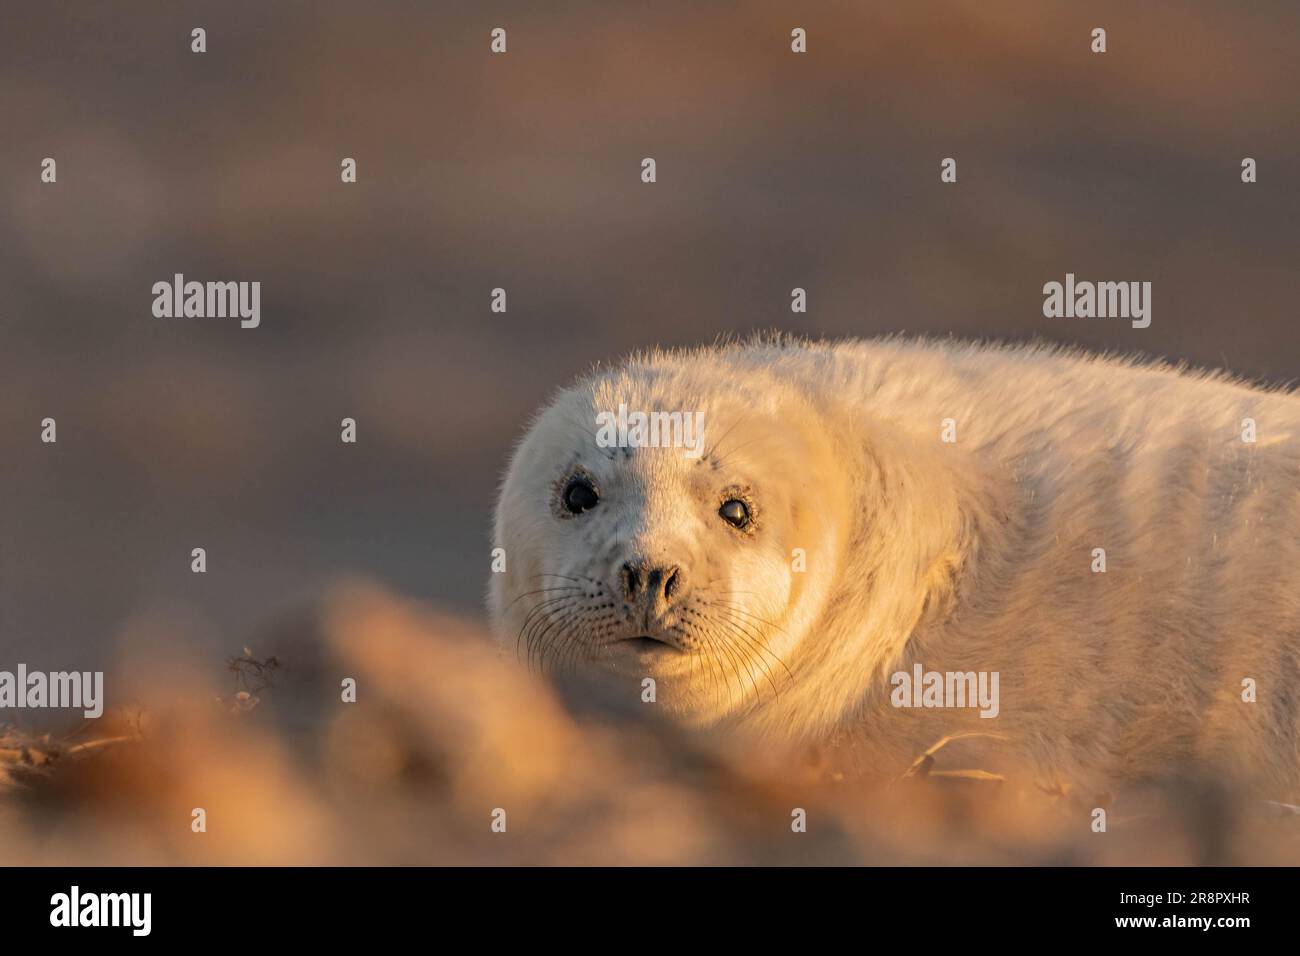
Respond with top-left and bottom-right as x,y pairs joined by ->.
1,1 -> 1298,864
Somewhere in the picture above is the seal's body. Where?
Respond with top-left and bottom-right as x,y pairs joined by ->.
490,338 -> 1300,796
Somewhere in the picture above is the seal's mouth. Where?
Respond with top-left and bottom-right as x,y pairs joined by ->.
620,634 -> 682,654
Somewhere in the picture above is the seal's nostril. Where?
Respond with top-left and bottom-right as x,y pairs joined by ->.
645,565 -> 680,601
621,562 -> 641,601
663,567 -> 681,599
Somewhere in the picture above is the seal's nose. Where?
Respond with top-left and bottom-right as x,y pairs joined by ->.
620,561 -> 682,611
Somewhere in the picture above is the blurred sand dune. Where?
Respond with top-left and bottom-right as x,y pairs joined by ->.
4,579 -> 1299,865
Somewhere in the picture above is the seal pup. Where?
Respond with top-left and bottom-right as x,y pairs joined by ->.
489,336 -> 1300,797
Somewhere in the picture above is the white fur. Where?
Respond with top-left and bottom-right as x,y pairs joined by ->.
490,337 -> 1300,797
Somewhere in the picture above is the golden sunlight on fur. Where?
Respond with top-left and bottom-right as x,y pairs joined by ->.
492,337 -> 1300,799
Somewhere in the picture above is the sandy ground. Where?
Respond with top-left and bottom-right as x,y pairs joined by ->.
4,579 -> 1298,866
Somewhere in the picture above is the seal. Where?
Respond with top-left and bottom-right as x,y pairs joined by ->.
489,336 -> 1300,796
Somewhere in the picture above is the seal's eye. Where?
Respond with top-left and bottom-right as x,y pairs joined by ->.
719,499 -> 750,529
563,477 -> 599,514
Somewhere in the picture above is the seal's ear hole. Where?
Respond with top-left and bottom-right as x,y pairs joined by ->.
563,476 -> 599,514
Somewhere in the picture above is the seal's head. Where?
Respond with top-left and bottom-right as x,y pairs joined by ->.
489,349 -> 849,725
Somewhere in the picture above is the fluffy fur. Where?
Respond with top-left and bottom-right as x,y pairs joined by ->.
489,336 -> 1300,797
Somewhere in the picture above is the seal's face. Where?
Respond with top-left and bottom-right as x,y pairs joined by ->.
491,364 -> 845,724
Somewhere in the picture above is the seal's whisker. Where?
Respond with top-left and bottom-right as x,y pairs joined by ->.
704,599 -> 795,642
528,610 -> 570,674
548,601 -> 605,676
696,628 -> 741,705
553,607 -> 597,675
558,412 -> 616,460
683,628 -> 708,703
711,432 -> 796,469
710,616 -> 785,695
701,599 -> 791,646
519,596 -> 579,671
515,595 -> 576,665
702,414 -> 749,463
503,585 -> 581,613
710,614 -> 782,697
697,585 -> 762,597
692,629 -> 728,707
532,602 -> 585,673
668,622 -> 725,707
707,623 -> 760,703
